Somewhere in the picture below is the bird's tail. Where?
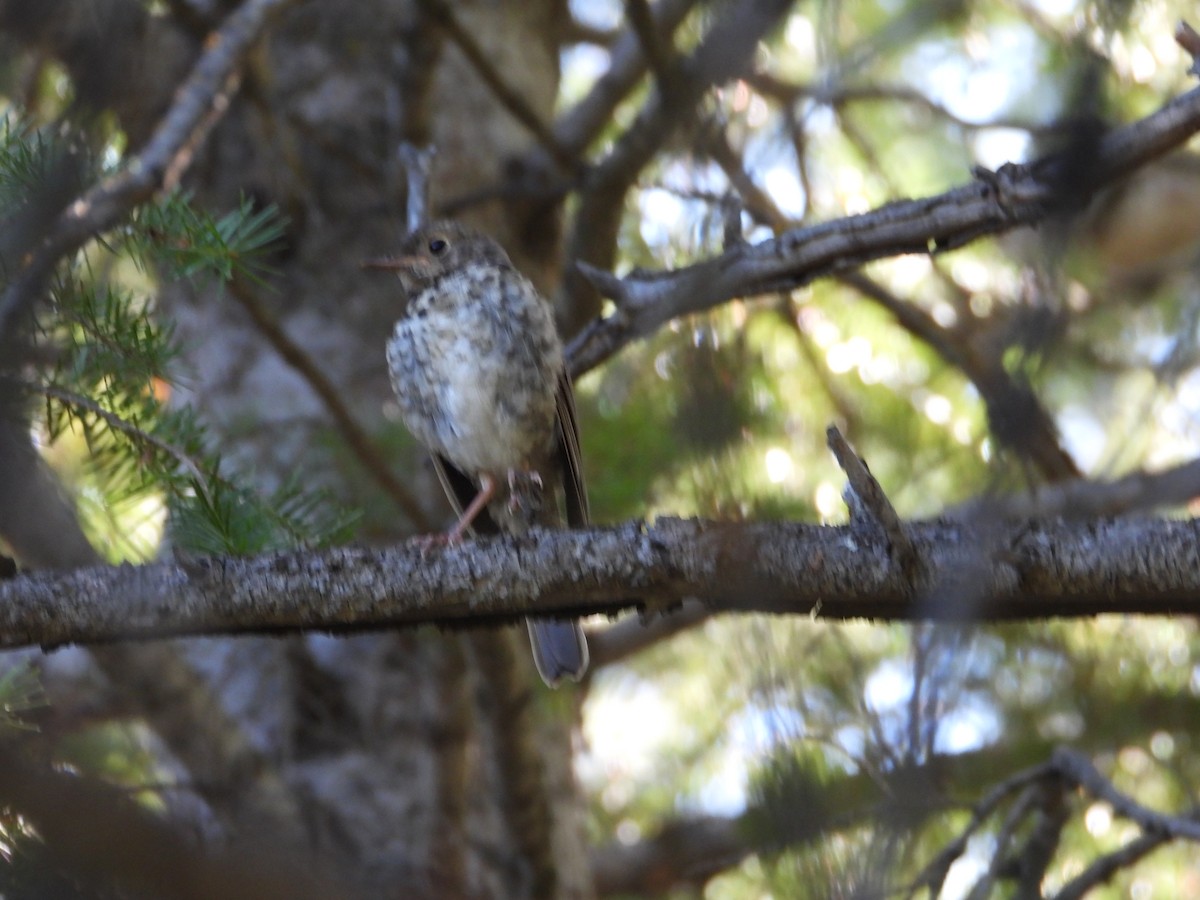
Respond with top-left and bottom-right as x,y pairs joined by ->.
526,618 -> 588,686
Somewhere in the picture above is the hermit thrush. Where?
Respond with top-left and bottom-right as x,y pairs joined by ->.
369,221 -> 589,686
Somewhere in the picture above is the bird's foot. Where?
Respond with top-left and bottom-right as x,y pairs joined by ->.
413,531 -> 456,557
412,508 -> 477,556
507,468 -> 544,514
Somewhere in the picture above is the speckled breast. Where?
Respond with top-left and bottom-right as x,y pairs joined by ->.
386,267 -> 563,476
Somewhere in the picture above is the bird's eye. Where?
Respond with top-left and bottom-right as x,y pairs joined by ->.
428,238 -> 448,255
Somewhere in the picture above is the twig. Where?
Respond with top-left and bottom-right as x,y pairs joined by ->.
547,0 -> 697,159
916,747 -> 1200,899
0,0 -> 298,341
838,271 -> 1080,482
561,17 -> 621,47
1009,782 -> 1069,897
1177,20 -> 1200,76
951,455 -> 1200,520
826,425 -> 921,580
748,71 -> 1056,136
968,780 -> 1046,898
37,383 -> 208,485
1052,830 -> 1173,900
702,125 -> 794,232
774,299 -> 862,429
433,0 -> 696,220
225,278 -> 434,529
1051,747 -> 1200,841
398,142 -> 435,233
720,193 -> 745,248
414,0 -> 575,169
908,763 -> 1053,897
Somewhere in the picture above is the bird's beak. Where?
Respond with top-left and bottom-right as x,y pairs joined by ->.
362,255 -> 438,300
362,256 -> 413,272
361,254 -> 439,284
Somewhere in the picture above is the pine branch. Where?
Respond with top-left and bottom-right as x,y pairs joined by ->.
15,185 -> 352,557
39,383 -> 207,484
124,191 -> 287,284
0,0 -> 298,340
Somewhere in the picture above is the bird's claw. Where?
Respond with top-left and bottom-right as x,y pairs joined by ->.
507,468 -> 544,514
414,528 -> 464,558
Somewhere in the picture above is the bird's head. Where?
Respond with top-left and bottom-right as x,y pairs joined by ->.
363,221 -> 513,294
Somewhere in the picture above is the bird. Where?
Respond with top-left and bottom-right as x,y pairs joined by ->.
367,221 -> 589,687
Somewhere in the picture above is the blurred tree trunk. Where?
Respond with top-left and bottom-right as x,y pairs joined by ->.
0,1 -> 586,896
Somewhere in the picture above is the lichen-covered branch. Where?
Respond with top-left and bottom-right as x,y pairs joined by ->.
1,515 -> 1199,650
568,82 -> 1200,375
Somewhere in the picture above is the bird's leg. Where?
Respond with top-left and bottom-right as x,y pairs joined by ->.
506,469 -> 546,533
444,472 -> 498,544
417,474 -> 499,551
507,468 -> 543,513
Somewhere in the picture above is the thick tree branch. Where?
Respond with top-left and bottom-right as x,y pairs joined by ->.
568,82 -> 1200,376
2,515 -> 1200,649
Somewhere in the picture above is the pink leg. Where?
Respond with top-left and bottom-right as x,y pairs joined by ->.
446,473 -> 497,543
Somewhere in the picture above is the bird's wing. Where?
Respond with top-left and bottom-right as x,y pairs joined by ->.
555,370 -> 589,528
